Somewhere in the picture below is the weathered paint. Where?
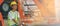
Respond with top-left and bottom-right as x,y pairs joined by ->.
0,12 -> 4,26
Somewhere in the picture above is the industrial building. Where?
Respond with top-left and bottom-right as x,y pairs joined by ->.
0,0 -> 60,26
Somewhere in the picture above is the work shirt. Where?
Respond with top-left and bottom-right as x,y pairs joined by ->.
8,10 -> 20,26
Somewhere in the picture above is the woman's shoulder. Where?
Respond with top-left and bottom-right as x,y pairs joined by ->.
8,11 -> 19,14
8,10 -> 13,14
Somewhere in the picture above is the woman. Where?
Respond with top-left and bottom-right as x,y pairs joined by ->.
8,1 -> 20,26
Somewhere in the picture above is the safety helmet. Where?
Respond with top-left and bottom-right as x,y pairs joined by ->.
10,1 -> 17,6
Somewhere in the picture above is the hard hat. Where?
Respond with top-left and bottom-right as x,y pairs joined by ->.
10,1 -> 17,6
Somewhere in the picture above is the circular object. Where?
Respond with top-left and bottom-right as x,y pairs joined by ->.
2,3 -> 9,12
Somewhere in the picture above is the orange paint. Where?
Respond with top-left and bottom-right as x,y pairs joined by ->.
18,0 -> 32,24
18,0 -> 25,19
0,0 -> 4,5
34,0 -> 56,24
34,0 -> 49,17
0,12 -> 4,26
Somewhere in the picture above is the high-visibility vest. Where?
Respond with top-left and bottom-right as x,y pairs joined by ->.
8,11 -> 19,26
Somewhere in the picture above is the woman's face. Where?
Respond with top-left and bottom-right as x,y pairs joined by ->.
12,4 -> 17,10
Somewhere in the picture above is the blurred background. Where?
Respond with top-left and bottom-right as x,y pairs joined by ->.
0,0 -> 60,26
